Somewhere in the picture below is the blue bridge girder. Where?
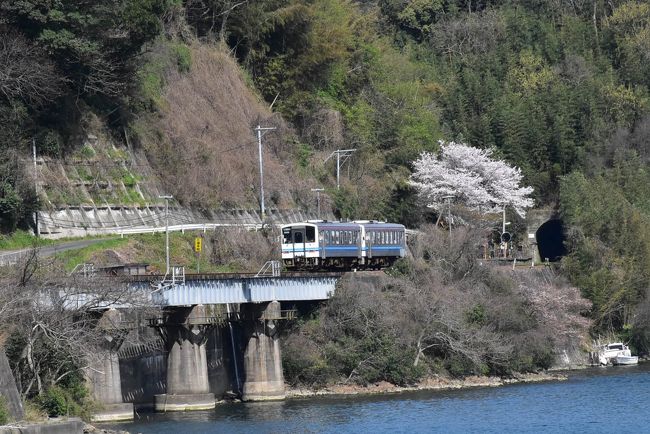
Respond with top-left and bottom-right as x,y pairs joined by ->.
128,273 -> 343,306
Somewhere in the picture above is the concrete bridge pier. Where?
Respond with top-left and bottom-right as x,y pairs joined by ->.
241,301 -> 286,401
87,308 -> 134,422
154,305 -> 215,411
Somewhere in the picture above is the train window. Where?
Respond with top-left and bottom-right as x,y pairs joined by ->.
306,226 -> 315,243
294,231 -> 303,244
282,228 -> 291,244
334,231 -> 339,244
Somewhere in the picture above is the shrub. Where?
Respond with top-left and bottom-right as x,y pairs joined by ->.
173,43 -> 192,73
40,386 -> 68,417
0,396 -> 10,425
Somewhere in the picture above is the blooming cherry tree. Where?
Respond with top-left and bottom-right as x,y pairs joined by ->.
410,141 -> 534,217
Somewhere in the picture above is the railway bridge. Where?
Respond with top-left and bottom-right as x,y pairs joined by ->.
79,270 -> 345,422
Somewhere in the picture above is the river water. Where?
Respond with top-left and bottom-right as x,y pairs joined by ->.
102,364 -> 650,433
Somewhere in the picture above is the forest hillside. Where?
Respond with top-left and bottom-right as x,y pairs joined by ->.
2,1 -> 650,354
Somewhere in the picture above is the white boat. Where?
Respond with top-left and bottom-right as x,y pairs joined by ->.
597,343 -> 638,366
614,354 -> 639,365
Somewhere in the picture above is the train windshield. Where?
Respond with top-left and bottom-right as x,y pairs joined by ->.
306,226 -> 315,243
282,228 -> 292,244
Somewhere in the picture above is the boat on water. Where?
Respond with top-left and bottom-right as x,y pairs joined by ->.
597,343 -> 639,366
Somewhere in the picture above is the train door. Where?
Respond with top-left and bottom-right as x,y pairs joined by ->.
356,230 -> 362,259
292,227 -> 306,258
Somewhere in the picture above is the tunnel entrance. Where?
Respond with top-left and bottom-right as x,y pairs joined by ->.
535,219 -> 567,262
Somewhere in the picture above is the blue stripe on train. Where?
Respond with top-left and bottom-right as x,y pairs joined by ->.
282,245 -> 403,252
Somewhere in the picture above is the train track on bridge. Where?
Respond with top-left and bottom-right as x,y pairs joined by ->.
125,271 -> 345,282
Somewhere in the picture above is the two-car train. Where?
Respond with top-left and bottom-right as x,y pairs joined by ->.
280,221 -> 406,270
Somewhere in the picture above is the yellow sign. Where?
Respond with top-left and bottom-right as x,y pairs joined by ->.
194,237 -> 202,253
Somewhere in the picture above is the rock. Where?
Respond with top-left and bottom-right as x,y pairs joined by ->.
83,423 -> 130,434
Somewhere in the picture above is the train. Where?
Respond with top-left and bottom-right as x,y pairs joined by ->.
280,220 -> 406,270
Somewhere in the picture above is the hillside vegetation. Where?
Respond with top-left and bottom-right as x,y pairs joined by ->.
135,43 -> 314,208
2,0 -> 650,367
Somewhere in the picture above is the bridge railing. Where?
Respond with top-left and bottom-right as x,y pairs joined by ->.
255,260 -> 281,277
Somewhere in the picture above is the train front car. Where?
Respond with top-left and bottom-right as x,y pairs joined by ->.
359,222 -> 406,269
281,223 -> 320,269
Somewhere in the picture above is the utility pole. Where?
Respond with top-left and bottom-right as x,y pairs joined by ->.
311,188 -> 324,218
325,149 -> 356,189
501,207 -> 512,258
254,125 -> 276,219
159,195 -> 173,275
442,195 -> 454,247
33,138 -> 39,237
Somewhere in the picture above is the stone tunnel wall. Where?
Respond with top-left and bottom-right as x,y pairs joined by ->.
524,206 -> 558,263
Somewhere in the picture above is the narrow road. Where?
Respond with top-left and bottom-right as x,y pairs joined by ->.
0,238 -> 113,266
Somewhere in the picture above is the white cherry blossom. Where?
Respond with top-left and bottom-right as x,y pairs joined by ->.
410,141 -> 534,217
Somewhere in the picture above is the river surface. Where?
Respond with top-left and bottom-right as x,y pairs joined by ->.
102,364 -> 650,433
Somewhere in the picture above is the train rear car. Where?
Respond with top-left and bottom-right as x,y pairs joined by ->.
359,222 -> 406,268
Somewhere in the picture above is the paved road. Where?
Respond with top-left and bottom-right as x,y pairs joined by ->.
0,238 -> 112,266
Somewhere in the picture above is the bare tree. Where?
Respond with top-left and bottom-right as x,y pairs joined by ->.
0,252 -> 152,398
0,30 -> 65,106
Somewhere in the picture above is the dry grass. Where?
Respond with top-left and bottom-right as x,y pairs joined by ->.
145,43 -> 314,209
209,228 -> 278,272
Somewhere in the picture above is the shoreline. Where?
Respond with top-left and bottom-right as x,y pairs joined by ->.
286,372 -> 568,398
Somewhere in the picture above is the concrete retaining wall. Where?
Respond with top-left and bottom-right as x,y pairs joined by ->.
0,350 -> 23,421
37,207 -> 331,238
0,419 -> 84,434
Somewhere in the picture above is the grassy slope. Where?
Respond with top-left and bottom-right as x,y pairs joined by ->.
55,231 -> 243,273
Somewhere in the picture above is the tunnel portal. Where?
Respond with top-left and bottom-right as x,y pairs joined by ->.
535,219 -> 567,262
